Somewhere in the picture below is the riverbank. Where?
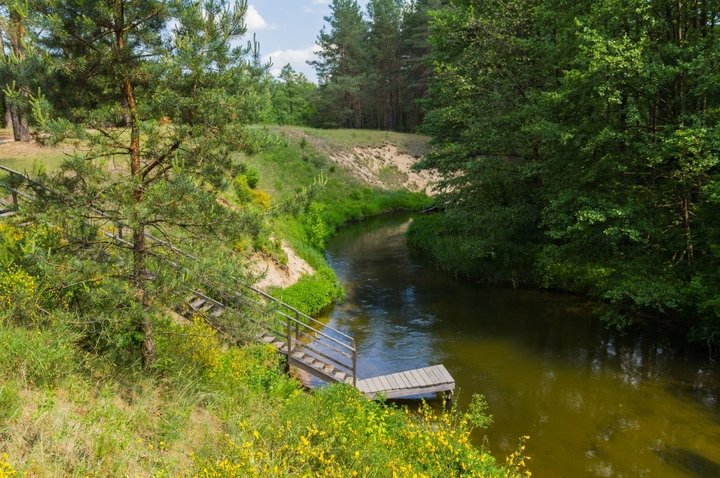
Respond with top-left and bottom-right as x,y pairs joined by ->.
0,128 -> 525,476
236,126 -> 434,315
406,211 -> 719,353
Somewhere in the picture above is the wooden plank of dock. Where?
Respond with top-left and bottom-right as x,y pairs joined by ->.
356,364 -> 455,399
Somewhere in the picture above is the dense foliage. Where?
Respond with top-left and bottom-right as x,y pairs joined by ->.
410,0 -> 720,345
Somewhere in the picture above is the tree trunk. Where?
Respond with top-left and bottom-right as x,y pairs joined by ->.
4,100 -> 11,129
0,31 -> 9,130
7,8 -> 32,142
117,3 -> 156,368
682,194 -> 694,268
17,111 -> 30,141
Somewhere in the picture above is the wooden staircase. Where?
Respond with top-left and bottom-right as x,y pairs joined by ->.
180,288 -> 357,386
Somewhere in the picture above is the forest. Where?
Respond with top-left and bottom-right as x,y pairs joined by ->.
304,0 -> 720,347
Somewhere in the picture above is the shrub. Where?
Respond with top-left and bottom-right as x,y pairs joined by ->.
245,168 -> 260,189
251,189 -> 272,210
193,386 -> 526,478
0,453 -> 18,478
233,175 -> 252,203
302,202 -> 329,249
0,266 -> 38,322
271,267 -> 343,316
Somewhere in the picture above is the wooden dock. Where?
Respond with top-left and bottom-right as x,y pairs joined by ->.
357,365 -> 455,399
1,165 -> 456,401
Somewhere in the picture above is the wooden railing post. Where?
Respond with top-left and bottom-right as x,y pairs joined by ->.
286,314 -> 293,355
117,222 -> 123,240
11,189 -> 17,208
294,311 -> 300,342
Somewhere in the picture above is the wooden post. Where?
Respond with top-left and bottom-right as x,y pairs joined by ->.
117,222 -> 123,240
286,315 -> 292,355
294,310 -> 300,343
11,189 -> 17,208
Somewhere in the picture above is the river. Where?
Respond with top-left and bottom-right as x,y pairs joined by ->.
318,214 -> 720,477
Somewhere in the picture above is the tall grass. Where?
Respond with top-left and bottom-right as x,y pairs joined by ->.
0,315 -> 527,477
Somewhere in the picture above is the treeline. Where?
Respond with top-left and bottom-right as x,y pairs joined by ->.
0,1 -> 317,141
0,0 -> 439,139
409,0 -> 720,345
311,0 -> 441,131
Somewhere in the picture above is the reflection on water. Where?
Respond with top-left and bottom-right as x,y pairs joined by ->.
320,214 -> 720,477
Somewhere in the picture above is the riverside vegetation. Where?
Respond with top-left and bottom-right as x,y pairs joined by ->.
0,127 -> 524,476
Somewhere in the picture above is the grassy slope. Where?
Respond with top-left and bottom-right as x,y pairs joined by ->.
0,127 -> 526,477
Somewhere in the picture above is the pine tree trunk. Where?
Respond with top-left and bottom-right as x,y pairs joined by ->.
0,31 -> 9,130
117,3 -> 156,368
7,8 -> 31,142
9,106 -> 22,141
17,111 -> 30,141
4,101 -> 11,129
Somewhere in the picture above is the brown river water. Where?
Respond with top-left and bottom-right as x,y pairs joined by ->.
318,214 -> 720,477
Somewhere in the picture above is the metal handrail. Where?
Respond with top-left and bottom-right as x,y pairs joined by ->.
246,283 -> 355,342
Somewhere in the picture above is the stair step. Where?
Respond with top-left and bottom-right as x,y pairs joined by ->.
210,308 -> 225,318
260,335 -> 276,343
189,298 -> 206,309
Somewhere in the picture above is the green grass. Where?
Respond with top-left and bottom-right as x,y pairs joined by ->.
0,150 -> 67,173
0,129 -> 68,173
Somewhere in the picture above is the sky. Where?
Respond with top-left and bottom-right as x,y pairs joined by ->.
245,0 -> 369,82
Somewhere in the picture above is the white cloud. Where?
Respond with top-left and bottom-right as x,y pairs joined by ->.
264,44 -> 321,79
245,5 -> 273,32
304,0 -> 330,14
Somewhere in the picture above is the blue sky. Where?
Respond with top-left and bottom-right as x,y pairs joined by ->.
245,0 -> 369,82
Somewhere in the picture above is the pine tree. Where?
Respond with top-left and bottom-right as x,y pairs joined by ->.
366,0 -> 403,130
35,0 -> 262,367
310,0 -> 368,128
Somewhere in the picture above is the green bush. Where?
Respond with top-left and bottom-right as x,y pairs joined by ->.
245,167 -> 260,189
233,175 -> 253,203
271,267 -> 343,316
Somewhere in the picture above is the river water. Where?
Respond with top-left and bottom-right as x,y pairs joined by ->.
319,214 -> 720,477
